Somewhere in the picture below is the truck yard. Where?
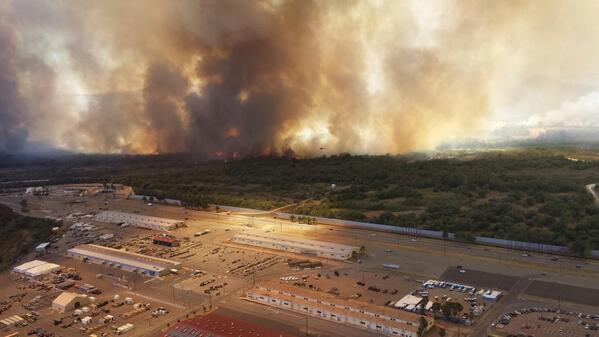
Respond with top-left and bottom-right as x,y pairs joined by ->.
0,184 -> 598,337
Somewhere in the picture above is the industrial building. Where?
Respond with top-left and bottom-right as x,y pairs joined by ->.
35,242 -> 50,253
247,283 -> 431,337
231,232 -> 360,260
394,294 -> 433,312
152,234 -> 180,247
13,260 -> 46,273
161,312 -> 295,337
13,260 -> 61,277
67,244 -> 181,277
52,292 -> 91,313
95,211 -> 183,231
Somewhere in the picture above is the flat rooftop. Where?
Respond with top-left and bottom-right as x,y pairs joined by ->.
234,231 -> 359,253
162,312 -> 296,337
68,244 -> 181,272
95,210 -> 183,225
250,281 -> 426,333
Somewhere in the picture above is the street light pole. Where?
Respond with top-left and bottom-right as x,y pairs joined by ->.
305,316 -> 309,336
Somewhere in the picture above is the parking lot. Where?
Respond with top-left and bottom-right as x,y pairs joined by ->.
2,185 -> 599,337
496,308 -> 599,337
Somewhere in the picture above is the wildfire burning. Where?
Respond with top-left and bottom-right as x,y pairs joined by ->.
3,1 -> 599,156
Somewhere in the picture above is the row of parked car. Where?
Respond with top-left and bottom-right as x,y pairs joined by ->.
422,280 -> 477,295
497,306 -> 599,329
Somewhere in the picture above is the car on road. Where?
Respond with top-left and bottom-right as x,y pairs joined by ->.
385,248 -> 392,252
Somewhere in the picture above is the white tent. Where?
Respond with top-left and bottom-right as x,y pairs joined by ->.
13,260 -> 46,273
24,262 -> 61,277
482,290 -> 502,301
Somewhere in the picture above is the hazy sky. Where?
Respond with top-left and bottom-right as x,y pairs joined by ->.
2,0 -> 599,155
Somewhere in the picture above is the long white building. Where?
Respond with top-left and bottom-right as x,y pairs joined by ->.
231,232 -> 359,260
67,244 -> 181,277
247,283 -> 431,337
13,260 -> 61,277
95,211 -> 183,231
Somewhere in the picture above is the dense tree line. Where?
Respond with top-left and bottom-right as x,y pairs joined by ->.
2,150 -> 599,252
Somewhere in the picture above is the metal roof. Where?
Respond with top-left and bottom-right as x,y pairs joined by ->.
13,260 -> 46,273
234,231 -> 359,254
68,244 -> 180,272
96,211 -> 183,225
52,292 -> 88,307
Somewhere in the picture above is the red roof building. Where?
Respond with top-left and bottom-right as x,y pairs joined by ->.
153,234 -> 180,247
162,312 -> 296,337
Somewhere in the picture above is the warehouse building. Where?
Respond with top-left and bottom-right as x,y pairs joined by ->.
231,232 -> 360,260
52,292 -> 91,313
67,244 -> 181,277
13,260 -> 46,273
152,234 -> 180,247
247,283 -> 431,337
95,211 -> 183,231
13,260 -> 61,277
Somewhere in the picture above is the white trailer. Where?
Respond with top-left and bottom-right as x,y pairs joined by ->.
116,323 -> 134,335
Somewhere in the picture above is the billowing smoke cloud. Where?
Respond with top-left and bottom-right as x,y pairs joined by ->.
0,3 -> 27,152
5,0 -> 599,155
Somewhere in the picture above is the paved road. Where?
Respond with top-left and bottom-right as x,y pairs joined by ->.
468,277 -> 533,337
586,183 -> 599,206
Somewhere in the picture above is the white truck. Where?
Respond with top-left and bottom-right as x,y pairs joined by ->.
383,263 -> 400,270
116,323 -> 134,335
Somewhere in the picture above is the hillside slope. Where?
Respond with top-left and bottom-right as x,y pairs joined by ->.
0,204 -> 56,271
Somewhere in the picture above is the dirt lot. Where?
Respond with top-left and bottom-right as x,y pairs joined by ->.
276,267 -> 421,306
526,281 -> 599,307
0,266 -> 182,337
441,267 -> 519,290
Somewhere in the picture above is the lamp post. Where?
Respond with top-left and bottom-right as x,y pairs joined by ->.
305,316 -> 309,336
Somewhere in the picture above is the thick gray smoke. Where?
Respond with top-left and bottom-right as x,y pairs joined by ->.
184,0 -> 321,156
0,6 -> 27,152
5,0 -> 599,155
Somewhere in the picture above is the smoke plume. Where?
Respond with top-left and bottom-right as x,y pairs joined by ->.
4,0 -> 599,155
0,3 -> 27,152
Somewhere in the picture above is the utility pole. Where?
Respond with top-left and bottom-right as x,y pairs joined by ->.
558,295 -> 561,311
305,316 -> 309,336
